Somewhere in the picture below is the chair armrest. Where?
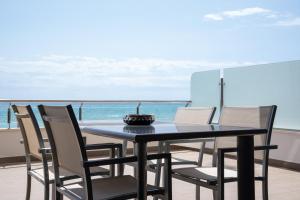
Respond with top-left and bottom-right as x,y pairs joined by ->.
85,143 -> 122,151
253,145 -> 278,151
218,145 -> 278,154
38,147 -> 52,154
216,144 -> 278,191
83,156 -> 137,167
82,153 -> 171,168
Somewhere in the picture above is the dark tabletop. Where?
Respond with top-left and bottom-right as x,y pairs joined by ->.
81,123 -> 267,142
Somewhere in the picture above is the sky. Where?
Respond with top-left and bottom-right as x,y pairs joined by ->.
0,0 -> 299,100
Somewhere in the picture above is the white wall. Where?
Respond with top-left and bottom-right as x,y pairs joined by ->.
190,61 -> 300,165
224,60 -> 300,130
0,129 -> 25,157
191,69 -> 221,122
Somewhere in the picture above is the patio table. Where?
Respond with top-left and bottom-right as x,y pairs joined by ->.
81,123 -> 267,200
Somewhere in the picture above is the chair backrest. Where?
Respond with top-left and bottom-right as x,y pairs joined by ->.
214,105 -> 277,161
38,105 -> 87,177
174,107 -> 216,125
12,105 -> 44,160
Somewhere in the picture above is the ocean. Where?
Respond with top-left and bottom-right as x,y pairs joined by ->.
0,102 -> 186,128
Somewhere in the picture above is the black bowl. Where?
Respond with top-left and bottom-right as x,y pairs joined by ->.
123,114 -> 155,125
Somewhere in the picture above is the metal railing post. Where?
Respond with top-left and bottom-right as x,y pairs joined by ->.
136,102 -> 142,115
185,102 -> 190,107
220,78 -> 224,111
79,103 -> 83,120
7,102 -> 11,129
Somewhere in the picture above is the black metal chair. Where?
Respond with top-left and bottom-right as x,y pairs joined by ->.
123,107 -> 216,191
163,107 -> 216,166
12,105 -> 117,200
150,106 -> 216,194
38,104 -> 172,200
172,105 -> 277,200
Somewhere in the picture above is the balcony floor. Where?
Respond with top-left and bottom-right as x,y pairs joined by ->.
1,151 -> 299,200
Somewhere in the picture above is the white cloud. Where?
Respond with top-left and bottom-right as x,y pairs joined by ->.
204,14 -> 223,21
0,55 -> 261,99
276,17 -> 300,26
223,7 -> 271,17
204,7 -> 272,21
203,7 -> 300,28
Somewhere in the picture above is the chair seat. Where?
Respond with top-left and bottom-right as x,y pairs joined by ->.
60,175 -> 164,200
30,165 -> 110,183
126,157 -> 195,172
127,157 -> 183,165
149,157 -> 198,168
172,167 -> 237,184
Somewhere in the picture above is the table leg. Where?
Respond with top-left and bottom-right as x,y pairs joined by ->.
133,143 -> 137,178
154,141 -> 164,187
237,135 -> 255,200
137,142 -> 147,200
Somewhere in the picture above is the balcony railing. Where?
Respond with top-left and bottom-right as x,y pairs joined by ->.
0,99 -> 191,128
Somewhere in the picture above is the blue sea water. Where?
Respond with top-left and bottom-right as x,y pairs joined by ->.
0,102 -> 185,128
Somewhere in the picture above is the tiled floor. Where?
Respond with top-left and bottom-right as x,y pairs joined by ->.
1,151 -> 299,200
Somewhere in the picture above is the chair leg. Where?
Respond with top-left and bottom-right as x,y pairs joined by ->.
217,185 -> 224,200
51,184 -> 63,200
155,164 -> 162,187
154,142 -> 165,187
109,147 -> 116,177
213,190 -> 218,200
51,184 -> 56,200
262,179 -> 269,200
197,142 -> 206,166
196,185 -> 200,200
55,190 -> 63,200
133,143 -> 137,178
121,139 -> 128,175
44,181 -> 50,200
25,174 -> 31,200
152,165 -> 162,200
164,156 -> 172,200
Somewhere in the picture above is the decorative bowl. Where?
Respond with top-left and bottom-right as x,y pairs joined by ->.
123,114 -> 155,126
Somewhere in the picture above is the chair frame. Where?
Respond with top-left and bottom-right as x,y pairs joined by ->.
39,105 -> 172,200
164,106 -> 216,166
12,105 -> 52,200
124,106 -> 216,191
151,106 -> 216,192
172,105 -> 277,200
13,105 -> 120,200
216,145 -> 278,200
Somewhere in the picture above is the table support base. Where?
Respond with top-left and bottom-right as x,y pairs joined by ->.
137,142 -> 147,200
237,136 -> 255,200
